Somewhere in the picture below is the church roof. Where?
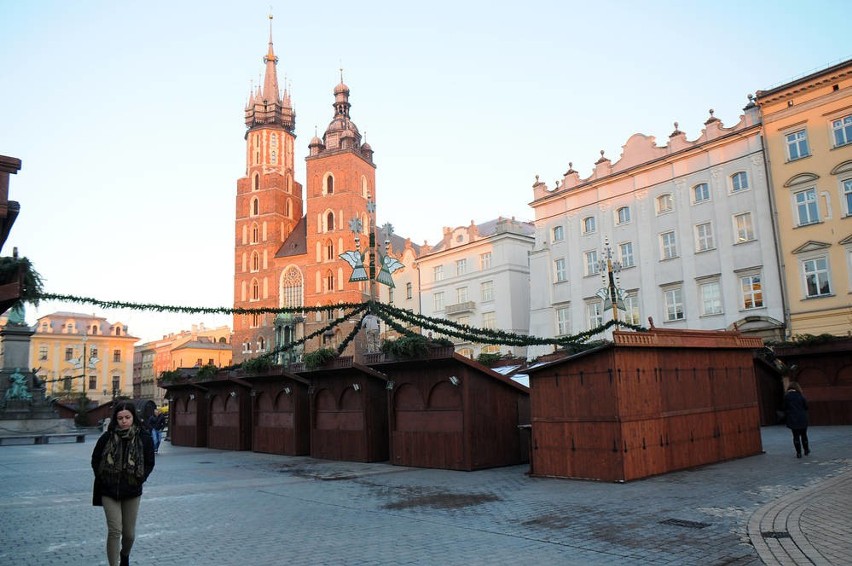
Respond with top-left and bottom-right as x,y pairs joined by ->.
276,216 -> 307,258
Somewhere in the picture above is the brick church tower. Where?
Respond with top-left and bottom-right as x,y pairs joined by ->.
233,21 -> 377,364
233,18 -> 302,361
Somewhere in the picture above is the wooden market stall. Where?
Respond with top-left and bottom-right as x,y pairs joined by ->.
527,328 -> 764,482
203,377 -> 252,451
297,357 -> 390,463
167,385 -> 208,448
371,350 -> 530,471
242,369 -> 310,455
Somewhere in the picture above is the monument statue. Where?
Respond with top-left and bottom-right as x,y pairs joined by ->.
6,302 -> 27,326
4,367 -> 32,402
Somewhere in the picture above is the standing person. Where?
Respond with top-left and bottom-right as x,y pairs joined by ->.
784,382 -> 810,458
92,401 -> 155,566
146,409 -> 165,454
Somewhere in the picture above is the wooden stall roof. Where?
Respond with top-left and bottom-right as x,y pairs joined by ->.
240,368 -> 310,387
298,360 -> 389,382
372,352 -> 530,394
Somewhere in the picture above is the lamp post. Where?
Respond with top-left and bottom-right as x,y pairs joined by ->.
597,239 -> 625,325
73,332 -> 100,399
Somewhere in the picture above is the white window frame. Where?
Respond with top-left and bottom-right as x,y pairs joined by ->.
456,287 -> 468,304
802,256 -> 832,298
660,231 -> 678,260
786,129 -> 810,161
584,250 -> 599,276
586,301 -> 603,329
663,287 -> 684,321
692,183 -> 710,204
656,193 -> 673,215
695,222 -> 715,252
731,171 -> 749,193
699,280 -> 723,316
619,241 -> 634,268
832,114 -> 852,148
740,273 -> 764,310
456,258 -> 467,276
556,306 -> 570,336
622,292 -> 640,325
433,291 -> 445,311
552,225 -> 564,242
842,178 -> 852,217
554,258 -> 567,283
481,280 -> 494,302
582,216 -> 597,234
794,188 -> 820,226
481,311 -> 496,330
733,212 -> 755,243
433,265 -> 444,281
616,206 -> 631,225
480,252 -> 492,270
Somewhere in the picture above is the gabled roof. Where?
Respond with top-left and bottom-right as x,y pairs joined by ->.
276,216 -> 307,258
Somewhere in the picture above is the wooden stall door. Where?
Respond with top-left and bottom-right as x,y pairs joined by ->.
392,383 -> 463,469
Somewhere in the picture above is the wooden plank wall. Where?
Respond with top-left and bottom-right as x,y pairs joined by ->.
171,395 -> 206,448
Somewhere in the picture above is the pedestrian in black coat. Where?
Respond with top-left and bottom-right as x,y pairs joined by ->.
784,382 -> 810,458
92,401 -> 155,566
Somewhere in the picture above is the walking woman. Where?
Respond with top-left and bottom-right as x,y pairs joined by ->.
92,401 -> 155,566
784,382 -> 810,458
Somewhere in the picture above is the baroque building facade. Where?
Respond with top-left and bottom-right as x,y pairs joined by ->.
232,24 -> 415,364
528,104 -> 785,359
755,59 -> 852,337
29,312 -> 137,404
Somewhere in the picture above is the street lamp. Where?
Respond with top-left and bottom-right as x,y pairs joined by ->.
72,331 -> 100,398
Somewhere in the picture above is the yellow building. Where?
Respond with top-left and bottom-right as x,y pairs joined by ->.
756,59 -> 852,337
30,312 -> 138,404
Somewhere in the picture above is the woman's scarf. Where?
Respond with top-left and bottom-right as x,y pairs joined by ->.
98,424 -> 146,487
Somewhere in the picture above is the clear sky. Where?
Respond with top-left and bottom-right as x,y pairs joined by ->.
1,0 -> 849,344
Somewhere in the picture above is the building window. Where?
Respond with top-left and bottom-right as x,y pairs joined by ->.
733,213 -> 755,243
456,287 -> 468,303
731,171 -> 749,192
251,197 -> 259,216
89,376 -> 97,390
584,250 -> 599,276
699,281 -> 723,316
65,347 -> 73,361
251,252 -> 260,272
619,242 -> 634,268
656,194 -> 673,214
326,211 -> 335,231
556,306 -> 570,336
91,347 -> 98,359
251,279 -> 260,301
660,231 -> 678,260
692,183 -> 710,204
481,311 -> 496,329
740,274 -> 763,309
794,188 -> 819,226
251,223 -> 259,244
664,288 -> 684,321
785,129 -> 810,161
622,293 -> 640,325
325,175 -> 334,194
554,258 -> 567,283
113,350 -> 121,363
405,282 -> 412,300
480,252 -> 492,270
552,225 -> 564,242
695,222 -> 715,252
38,345 -> 48,360
481,280 -> 494,302
63,376 -> 72,391
325,240 -> 334,261
842,178 -> 852,217
325,271 -> 334,292
252,173 -> 259,191
803,257 -> 831,298
433,292 -> 445,311
251,313 -> 260,328
832,114 -> 852,147
586,301 -> 603,329
616,206 -> 631,225
433,265 -> 444,281
456,258 -> 467,276
282,266 -> 303,309
582,216 -> 596,234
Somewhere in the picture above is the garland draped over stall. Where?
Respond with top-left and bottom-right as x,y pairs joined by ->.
35,293 -> 645,360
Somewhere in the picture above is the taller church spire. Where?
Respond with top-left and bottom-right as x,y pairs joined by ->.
244,14 -> 295,133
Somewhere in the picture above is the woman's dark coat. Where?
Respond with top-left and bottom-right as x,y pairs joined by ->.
784,389 -> 809,430
91,429 -> 155,505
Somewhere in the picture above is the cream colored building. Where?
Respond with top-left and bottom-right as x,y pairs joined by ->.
755,59 -> 852,337
30,312 -> 138,404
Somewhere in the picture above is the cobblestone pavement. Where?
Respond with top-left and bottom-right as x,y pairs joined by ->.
0,426 -> 849,565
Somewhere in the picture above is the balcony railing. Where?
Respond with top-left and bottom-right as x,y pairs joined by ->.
445,301 -> 476,315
